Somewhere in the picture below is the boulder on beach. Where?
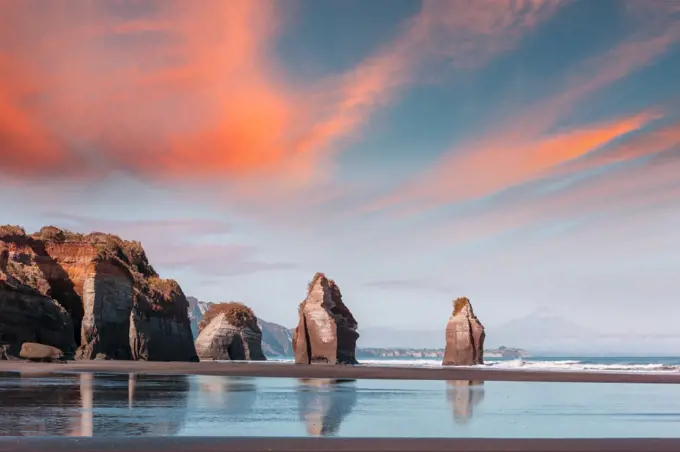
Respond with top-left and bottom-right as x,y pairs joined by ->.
443,297 -> 485,366
292,272 -> 359,365
19,342 -> 65,362
194,302 -> 266,361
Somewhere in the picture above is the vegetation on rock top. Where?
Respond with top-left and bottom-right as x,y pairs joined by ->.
452,297 -> 472,316
199,302 -> 257,332
0,225 -> 26,238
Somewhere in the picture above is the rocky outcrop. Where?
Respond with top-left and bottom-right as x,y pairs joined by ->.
0,225 -> 197,361
292,273 -> 359,365
194,302 -> 266,361
0,235 -> 77,357
130,279 -> 198,362
443,297 -> 485,366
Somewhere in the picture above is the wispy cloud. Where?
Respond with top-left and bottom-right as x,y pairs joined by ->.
0,0 -> 560,203
44,213 -> 294,277
364,279 -> 459,295
365,2 -> 680,215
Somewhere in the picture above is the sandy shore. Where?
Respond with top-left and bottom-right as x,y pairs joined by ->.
2,360 -> 680,383
1,437 -> 679,452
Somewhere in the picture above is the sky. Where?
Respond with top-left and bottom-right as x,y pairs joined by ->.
1,0 -> 680,341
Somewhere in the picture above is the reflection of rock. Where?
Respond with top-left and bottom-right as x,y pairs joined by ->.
89,373 -> 190,436
0,371 -> 82,436
443,297 -> 485,366
446,380 -> 485,424
0,372 -> 190,436
297,378 -> 357,437
195,376 -> 258,415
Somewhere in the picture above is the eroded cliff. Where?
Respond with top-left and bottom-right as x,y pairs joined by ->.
0,234 -> 76,357
0,225 -> 197,361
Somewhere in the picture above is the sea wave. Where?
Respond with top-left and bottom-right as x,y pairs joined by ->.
353,358 -> 680,373
481,359 -> 680,373
259,357 -> 680,373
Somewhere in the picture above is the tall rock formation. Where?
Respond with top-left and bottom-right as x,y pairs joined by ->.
443,297 -> 485,366
292,272 -> 359,365
0,225 -> 197,361
194,302 -> 266,361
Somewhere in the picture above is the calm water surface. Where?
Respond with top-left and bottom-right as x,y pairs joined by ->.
1,371 -> 680,437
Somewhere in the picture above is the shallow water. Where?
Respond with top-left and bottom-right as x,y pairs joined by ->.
1,371 -> 680,437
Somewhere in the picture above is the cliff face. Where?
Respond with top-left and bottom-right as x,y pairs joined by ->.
292,272 -> 359,365
194,302 -> 266,361
130,279 -> 198,362
0,225 -> 197,361
0,237 -> 77,356
443,297 -> 485,366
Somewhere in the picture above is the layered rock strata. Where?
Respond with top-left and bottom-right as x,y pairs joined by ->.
292,272 -> 359,365
0,225 -> 197,361
1,235 -> 76,358
194,302 -> 266,361
442,297 -> 485,366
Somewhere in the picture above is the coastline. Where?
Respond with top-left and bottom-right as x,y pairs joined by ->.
1,437 -> 679,452
3,360 -> 680,383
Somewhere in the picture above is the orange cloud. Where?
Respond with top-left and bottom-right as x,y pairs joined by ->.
0,0 -> 558,200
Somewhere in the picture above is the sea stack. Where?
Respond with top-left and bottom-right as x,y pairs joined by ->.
292,272 -> 359,365
0,225 -> 198,362
443,297 -> 485,366
194,302 -> 266,361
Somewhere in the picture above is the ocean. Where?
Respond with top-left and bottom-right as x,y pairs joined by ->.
1,356 -> 680,438
275,355 -> 680,372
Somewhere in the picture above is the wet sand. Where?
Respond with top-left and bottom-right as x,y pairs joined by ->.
2,360 -> 680,383
1,437 -> 679,452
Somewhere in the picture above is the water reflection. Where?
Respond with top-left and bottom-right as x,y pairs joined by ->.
0,371 -> 190,436
194,376 -> 257,415
446,380 -> 485,424
297,378 -> 357,437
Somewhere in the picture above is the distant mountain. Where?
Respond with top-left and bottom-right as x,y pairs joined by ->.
186,297 -> 213,338
258,318 -> 294,357
487,312 -> 596,351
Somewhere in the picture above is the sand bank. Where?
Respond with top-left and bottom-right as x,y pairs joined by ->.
1,437 -> 679,452
2,360 -> 680,383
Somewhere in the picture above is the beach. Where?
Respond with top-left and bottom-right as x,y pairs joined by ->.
2,360 -> 680,383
